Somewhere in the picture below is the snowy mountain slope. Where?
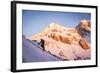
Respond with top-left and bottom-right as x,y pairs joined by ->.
22,38 -> 61,62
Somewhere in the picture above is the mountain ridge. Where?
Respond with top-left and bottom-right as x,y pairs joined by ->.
28,20 -> 91,60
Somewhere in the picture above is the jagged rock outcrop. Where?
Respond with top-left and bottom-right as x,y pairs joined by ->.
76,20 -> 91,43
29,20 -> 91,60
79,39 -> 90,50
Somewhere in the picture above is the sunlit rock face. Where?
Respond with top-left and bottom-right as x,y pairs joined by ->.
29,20 -> 91,60
76,20 -> 91,43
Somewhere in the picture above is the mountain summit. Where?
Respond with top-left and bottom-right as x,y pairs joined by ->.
29,20 -> 91,60
76,20 -> 91,43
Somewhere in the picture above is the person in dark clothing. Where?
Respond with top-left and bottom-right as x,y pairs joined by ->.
40,39 -> 45,51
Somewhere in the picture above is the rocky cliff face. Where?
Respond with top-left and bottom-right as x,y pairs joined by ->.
29,20 -> 91,60
76,20 -> 91,43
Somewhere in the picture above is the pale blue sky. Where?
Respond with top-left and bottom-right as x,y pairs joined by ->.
22,10 -> 91,36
